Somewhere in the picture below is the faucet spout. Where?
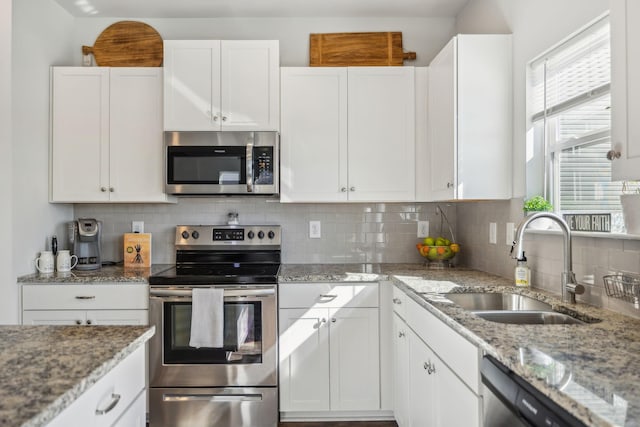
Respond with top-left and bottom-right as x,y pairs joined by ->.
511,212 -> 584,303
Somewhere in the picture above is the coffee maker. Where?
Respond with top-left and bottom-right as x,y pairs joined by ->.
68,218 -> 102,270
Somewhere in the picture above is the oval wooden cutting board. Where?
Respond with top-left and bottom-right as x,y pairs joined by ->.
82,21 -> 163,67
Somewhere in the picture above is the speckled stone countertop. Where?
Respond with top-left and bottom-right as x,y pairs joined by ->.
0,325 -> 155,427
17,264 -> 173,284
279,263 -> 640,427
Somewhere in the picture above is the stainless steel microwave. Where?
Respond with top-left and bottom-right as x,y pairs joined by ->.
165,131 -> 279,195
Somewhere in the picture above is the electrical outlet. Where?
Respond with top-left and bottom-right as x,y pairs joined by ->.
489,222 -> 497,244
309,221 -> 321,239
506,223 -> 515,245
417,221 -> 429,238
132,221 -> 144,233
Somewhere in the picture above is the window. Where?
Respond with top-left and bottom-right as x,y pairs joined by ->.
528,15 -> 625,232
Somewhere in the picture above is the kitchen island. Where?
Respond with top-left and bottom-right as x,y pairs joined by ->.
0,324 -> 154,427
279,263 -> 640,427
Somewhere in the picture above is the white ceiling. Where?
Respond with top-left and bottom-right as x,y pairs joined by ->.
54,0 -> 471,19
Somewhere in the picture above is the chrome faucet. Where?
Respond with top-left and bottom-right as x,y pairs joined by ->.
511,212 -> 584,304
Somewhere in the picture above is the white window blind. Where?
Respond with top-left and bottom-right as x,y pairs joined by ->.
529,16 -> 622,220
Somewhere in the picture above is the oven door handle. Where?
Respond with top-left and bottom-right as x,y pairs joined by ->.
150,288 -> 275,298
163,393 -> 263,402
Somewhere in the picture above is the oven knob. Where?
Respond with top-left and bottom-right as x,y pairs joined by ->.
192,231 -> 200,239
181,231 -> 190,240
268,230 -> 275,239
247,231 -> 255,239
258,231 -> 265,239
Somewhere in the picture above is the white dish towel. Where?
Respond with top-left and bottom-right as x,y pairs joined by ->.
189,288 -> 225,348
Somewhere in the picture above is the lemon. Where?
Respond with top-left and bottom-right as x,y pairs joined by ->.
423,237 -> 435,246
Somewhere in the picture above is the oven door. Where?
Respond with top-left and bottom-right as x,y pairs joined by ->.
149,286 -> 277,387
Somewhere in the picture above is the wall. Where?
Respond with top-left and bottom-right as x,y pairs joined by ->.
72,17 -> 456,67
75,200 -> 456,265
454,0 -> 640,319
10,0 -> 76,323
0,0 -> 13,324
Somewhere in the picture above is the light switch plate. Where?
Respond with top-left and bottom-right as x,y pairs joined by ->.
417,221 -> 429,238
132,221 -> 144,233
309,221 -> 321,239
489,222 -> 497,244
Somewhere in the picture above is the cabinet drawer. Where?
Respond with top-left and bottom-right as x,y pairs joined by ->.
48,345 -> 145,427
391,285 -> 408,319
405,295 -> 480,393
279,282 -> 379,308
22,284 -> 148,310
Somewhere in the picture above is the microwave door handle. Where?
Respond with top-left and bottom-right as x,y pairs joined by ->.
246,142 -> 254,193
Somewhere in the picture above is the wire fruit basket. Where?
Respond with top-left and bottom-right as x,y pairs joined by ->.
603,273 -> 640,306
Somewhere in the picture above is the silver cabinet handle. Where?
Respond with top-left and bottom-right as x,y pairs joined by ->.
341,187 -> 347,192
163,393 -> 262,402
606,150 -> 621,160
95,393 -> 121,415
100,187 -> 107,192
318,294 -> 338,302
392,298 -> 402,305
424,361 -> 436,374
75,296 -> 96,300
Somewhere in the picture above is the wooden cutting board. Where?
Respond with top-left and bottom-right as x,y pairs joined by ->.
310,32 -> 416,66
82,21 -> 163,67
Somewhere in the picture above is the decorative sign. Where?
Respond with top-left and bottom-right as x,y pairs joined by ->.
123,233 -> 152,268
563,214 -> 611,232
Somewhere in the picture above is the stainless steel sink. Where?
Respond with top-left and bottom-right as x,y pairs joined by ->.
446,292 -> 553,312
474,311 -> 585,325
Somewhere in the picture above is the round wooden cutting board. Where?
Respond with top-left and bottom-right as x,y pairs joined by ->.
82,21 -> 163,67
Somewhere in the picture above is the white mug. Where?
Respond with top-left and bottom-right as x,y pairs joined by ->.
56,250 -> 78,272
35,251 -> 55,274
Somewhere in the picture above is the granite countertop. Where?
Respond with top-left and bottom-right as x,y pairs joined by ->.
17,264 -> 174,284
279,263 -> 640,427
0,325 -> 155,427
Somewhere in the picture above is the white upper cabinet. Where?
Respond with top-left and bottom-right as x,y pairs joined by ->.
427,34 -> 512,201
280,66 -> 415,203
611,0 -> 640,180
163,40 -> 279,131
50,67 -> 171,203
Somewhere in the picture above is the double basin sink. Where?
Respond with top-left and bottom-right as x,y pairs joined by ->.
445,292 -> 596,325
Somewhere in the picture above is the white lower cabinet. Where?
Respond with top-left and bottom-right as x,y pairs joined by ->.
279,282 -> 381,417
47,345 -> 146,427
392,287 -> 482,427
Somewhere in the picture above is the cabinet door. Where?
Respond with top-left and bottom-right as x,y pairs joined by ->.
347,67 -> 416,201
163,40 -> 221,131
428,39 -> 456,201
611,0 -> 640,180
432,356 -> 481,427
280,67 -> 348,202
109,68 -> 168,202
407,330 -> 435,427
392,314 -> 410,427
22,310 -> 86,325
279,308 -> 330,411
87,310 -> 148,325
51,67 -> 110,202
220,40 -> 279,131
329,307 -> 380,411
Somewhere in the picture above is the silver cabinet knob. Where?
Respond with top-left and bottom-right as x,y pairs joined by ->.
331,318 -> 336,323
350,187 -> 356,192
100,187 -> 107,192
423,362 -> 429,370
109,187 -> 114,192
446,182 -> 454,188
392,298 -> 402,305
75,320 -> 82,325
398,331 -> 405,338
321,318 -> 327,324
222,116 -> 228,122
86,319 -> 92,325
606,150 -> 621,160
341,187 -> 347,192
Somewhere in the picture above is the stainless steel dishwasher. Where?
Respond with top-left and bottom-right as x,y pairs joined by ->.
481,355 -> 587,427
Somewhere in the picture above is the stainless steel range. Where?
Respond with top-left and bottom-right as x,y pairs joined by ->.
148,225 -> 281,427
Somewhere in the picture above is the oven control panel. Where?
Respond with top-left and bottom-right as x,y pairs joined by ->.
175,225 -> 281,246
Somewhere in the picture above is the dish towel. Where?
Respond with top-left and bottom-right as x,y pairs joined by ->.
189,288 -> 225,348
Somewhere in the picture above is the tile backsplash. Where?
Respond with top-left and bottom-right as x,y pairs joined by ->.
74,199 -> 456,266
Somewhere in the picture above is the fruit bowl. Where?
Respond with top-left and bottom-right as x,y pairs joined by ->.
417,244 -> 460,261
